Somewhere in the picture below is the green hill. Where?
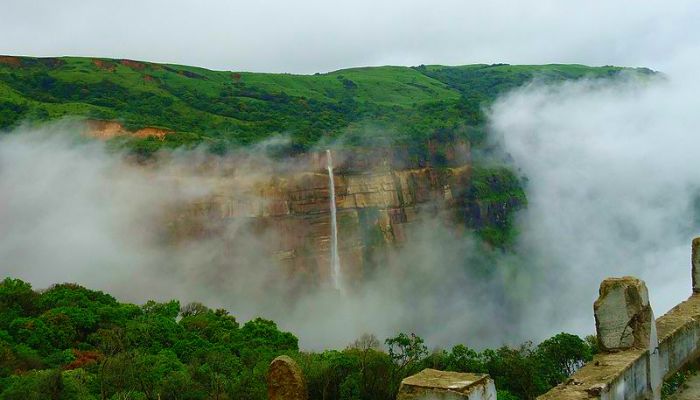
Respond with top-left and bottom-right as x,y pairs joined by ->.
0,55 -> 651,155
0,56 -> 654,248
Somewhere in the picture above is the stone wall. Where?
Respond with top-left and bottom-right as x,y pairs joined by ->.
656,295 -> 700,382
538,239 -> 700,400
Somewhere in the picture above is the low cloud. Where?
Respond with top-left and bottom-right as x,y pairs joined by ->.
489,69 -> 700,341
0,123 -> 519,349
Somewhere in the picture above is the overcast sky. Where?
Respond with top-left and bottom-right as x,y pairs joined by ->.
2,0 -> 699,74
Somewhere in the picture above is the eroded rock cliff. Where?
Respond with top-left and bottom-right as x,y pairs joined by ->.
166,146 -> 524,288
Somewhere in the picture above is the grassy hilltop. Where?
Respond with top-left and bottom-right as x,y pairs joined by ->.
0,55 -> 648,155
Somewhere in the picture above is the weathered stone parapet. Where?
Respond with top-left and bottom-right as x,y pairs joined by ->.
538,295 -> 700,400
539,237 -> 700,400
267,355 -> 307,400
594,277 -> 654,352
397,368 -> 496,400
692,237 -> 700,293
538,348 -> 650,400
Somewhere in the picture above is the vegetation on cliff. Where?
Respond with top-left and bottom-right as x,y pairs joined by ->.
0,278 -> 593,400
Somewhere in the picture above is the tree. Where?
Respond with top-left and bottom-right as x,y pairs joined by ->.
384,332 -> 428,398
142,300 -> 180,319
445,344 -> 485,373
0,279 -> 38,329
347,333 -> 380,352
482,344 -> 549,400
384,333 -> 427,370
536,332 -> 592,386
180,302 -> 209,318
237,318 -> 298,354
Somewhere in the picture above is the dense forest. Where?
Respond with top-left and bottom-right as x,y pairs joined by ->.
0,278 -> 595,400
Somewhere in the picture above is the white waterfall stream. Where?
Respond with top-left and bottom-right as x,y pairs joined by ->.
326,149 -> 343,292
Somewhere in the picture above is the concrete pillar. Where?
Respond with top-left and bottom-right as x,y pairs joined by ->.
267,355 -> 307,400
593,277 -> 654,352
692,237 -> 700,293
397,369 -> 496,400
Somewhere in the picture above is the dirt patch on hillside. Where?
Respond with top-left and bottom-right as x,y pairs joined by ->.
86,120 -> 125,139
0,56 -> 21,67
85,120 -> 171,140
93,59 -> 116,72
120,59 -> 147,70
133,127 -> 171,140
143,74 -> 157,84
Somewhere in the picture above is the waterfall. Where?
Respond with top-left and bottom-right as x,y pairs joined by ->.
326,149 -> 342,291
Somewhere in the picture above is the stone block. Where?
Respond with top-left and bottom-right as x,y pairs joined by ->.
594,277 -> 653,352
397,369 -> 496,400
267,355 -> 307,400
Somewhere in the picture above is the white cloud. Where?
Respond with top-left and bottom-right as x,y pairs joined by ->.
488,65 -> 700,340
0,125 -> 519,349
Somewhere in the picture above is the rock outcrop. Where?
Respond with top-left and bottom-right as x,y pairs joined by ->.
267,356 -> 307,400
593,277 -> 653,352
166,148 -> 523,288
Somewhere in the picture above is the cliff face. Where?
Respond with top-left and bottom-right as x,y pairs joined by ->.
167,146 -> 523,288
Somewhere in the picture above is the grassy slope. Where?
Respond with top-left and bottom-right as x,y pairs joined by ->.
0,56 -> 651,154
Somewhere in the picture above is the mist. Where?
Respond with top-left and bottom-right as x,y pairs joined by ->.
2,59 -> 700,350
0,124 -> 519,349
489,65 -> 700,341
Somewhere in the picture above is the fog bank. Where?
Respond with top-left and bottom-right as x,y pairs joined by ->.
2,65 -> 700,349
0,125 -> 517,349
490,69 -> 700,341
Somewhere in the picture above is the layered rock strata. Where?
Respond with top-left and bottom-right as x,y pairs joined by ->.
167,147 -> 520,287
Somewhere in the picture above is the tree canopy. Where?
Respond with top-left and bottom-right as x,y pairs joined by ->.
0,277 -> 593,400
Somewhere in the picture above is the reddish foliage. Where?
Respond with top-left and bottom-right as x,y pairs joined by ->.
63,349 -> 103,370
120,59 -> 147,70
134,127 -> 171,140
92,59 -> 116,72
